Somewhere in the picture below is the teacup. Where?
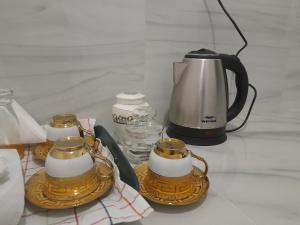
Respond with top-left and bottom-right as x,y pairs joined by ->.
145,138 -> 208,200
44,136 -> 113,201
34,114 -> 95,160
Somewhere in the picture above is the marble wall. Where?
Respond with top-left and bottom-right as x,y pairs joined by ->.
0,0 -> 145,129
1,0 -> 300,129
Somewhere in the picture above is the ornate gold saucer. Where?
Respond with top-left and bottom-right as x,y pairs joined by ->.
135,162 -> 209,206
25,163 -> 114,209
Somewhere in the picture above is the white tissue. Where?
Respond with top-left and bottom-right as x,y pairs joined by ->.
0,150 -> 24,225
0,100 -> 46,145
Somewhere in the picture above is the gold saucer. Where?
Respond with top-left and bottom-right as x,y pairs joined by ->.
25,163 -> 114,209
135,162 -> 209,206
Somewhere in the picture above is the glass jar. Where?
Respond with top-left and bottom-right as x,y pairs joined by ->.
112,92 -> 149,145
0,89 -> 24,159
123,106 -> 163,165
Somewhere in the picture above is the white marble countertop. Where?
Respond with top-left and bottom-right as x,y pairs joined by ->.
125,115 -> 300,225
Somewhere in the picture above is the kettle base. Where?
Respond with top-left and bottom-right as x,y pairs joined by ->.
166,122 -> 227,146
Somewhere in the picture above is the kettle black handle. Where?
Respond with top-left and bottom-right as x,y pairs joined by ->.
220,54 -> 249,122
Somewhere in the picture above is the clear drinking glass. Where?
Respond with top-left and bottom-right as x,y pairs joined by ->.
123,106 -> 163,165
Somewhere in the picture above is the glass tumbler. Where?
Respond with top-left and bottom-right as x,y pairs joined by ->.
123,106 -> 162,165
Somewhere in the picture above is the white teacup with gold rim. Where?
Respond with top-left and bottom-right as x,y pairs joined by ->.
33,114 -> 95,161
45,137 -> 91,201
148,138 -> 208,177
25,136 -> 114,209
44,136 -> 113,201
138,138 -> 208,205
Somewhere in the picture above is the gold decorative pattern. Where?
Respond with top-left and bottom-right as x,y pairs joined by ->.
135,162 -> 209,206
144,169 -> 194,200
44,167 -> 99,201
25,163 -> 114,209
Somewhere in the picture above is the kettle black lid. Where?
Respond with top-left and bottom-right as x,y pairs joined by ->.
185,48 -> 220,59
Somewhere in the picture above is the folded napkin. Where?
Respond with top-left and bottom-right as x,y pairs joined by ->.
0,150 -> 25,225
20,119 -> 153,225
0,100 -> 46,145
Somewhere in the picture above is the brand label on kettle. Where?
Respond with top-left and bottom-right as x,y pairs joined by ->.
202,116 -> 217,123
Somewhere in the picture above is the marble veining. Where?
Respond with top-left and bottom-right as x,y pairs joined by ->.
0,0 -> 145,130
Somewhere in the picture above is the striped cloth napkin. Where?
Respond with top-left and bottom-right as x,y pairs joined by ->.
20,119 -> 153,225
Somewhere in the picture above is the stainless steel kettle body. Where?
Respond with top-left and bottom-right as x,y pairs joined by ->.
167,49 -> 249,145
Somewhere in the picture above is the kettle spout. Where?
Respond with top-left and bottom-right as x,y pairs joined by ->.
173,62 -> 187,84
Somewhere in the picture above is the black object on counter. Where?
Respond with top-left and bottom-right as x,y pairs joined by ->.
94,125 -> 140,191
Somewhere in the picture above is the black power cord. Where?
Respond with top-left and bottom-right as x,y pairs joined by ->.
216,0 -> 258,132
226,84 -> 257,132
217,0 -> 247,56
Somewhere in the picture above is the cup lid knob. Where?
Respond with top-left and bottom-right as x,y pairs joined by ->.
49,136 -> 88,159
155,138 -> 189,159
51,114 -> 79,128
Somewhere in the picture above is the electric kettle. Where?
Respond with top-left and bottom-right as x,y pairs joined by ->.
166,49 -> 249,145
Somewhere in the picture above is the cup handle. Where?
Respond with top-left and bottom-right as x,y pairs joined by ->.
190,151 -> 208,177
79,124 -> 95,137
77,122 -> 97,147
87,139 -> 114,180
